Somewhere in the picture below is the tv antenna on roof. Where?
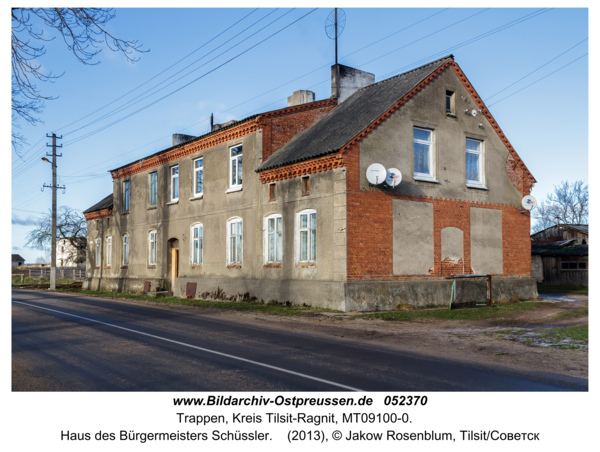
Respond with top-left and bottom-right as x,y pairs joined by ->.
325,8 -> 346,65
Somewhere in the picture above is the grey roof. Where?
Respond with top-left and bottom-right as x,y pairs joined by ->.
257,55 -> 454,172
531,224 -> 588,238
12,254 -> 25,262
83,194 -> 113,214
563,224 -> 588,235
531,240 -> 588,256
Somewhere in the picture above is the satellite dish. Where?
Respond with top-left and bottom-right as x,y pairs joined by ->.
385,168 -> 402,187
522,195 -> 537,211
367,163 -> 386,185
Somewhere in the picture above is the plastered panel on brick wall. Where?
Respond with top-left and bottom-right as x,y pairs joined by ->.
470,207 -> 502,274
393,200 -> 434,275
441,227 -> 463,262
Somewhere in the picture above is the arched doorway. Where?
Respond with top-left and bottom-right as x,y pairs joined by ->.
167,238 -> 179,289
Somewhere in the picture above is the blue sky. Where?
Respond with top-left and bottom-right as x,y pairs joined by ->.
10,7 -> 589,263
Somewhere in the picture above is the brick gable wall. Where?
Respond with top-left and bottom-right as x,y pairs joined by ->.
259,101 -> 336,162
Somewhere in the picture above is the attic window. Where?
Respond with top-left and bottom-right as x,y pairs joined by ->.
269,183 -> 276,201
446,90 -> 455,115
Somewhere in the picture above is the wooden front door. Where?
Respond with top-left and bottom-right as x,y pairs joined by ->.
171,248 -> 179,288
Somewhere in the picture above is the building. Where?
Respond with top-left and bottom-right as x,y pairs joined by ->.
11,254 -> 25,267
56,238 -> 86,267
531,225 -> 588,286
83,55 -> 538,310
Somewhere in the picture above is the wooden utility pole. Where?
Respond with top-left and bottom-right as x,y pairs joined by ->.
43,133 -> 65,290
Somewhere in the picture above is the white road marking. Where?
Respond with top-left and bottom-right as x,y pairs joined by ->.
12,299 -> 362,392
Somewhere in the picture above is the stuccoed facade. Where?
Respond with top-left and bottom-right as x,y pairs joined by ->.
83,56 -> 538,310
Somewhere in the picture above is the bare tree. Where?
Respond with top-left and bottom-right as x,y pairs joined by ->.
532,180 -> 588,233
11,8 -> 146,152
25,206 -> 87,264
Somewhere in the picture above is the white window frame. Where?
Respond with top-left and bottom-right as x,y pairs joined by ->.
413,127 -> 437,182
191,157 -> 204,198
170,165 -> 179,202
148,230 -> 157,266
149,171 -> 157,206
190,223 -> 203,265
95,238 -> 101,267
226,217 -> 243,265
106,236 -> 112,267
295,209 -> 317,263
122,234 -> 129,266
465,138 -> 486,188
227,145 -> 243,192
123,180 -> 130,212
264,214 -> 283,264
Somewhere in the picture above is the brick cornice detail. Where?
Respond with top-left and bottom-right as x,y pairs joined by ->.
257,98 -> 336,119
449,61 -> 536,186
259,153 -> 345,183
84,209 -> 113,220
111,120 -> 260,180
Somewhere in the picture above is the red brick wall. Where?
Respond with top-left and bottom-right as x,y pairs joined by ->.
344,144 -> 532,280
260,104 -> 335,161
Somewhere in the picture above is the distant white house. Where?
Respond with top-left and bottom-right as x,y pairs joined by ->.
11,254 -> 25,267
56,238 -> 86,267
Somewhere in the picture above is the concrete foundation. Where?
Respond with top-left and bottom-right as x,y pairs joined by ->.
84,276 -> 538,312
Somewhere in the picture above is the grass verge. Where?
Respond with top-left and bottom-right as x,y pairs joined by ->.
54,288 -> 341,317
12,276 -> 81,286
495,325 -> 588,350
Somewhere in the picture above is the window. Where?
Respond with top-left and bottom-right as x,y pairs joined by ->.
193,158 -> 203,197
297,209 -> 317,262
466,138 -> 484,186
446,90 -> 455,114
413,127 -> 434,180
106,236 -> 112,267
148,230 -> 157,266
170,166 -> 179,201
302,176 -> 310,195
123,180 -> 130,212
265,214 -> 283,263
269,183 -> 276,201
227,217 -> 243,264
561,261 -> 586,271
229,145 -> 242,189
61,246 -> 64,253
122,234 -> 129,266
95,238 -> 101,267
149,172 -> 157,206
191,223 -> 203,265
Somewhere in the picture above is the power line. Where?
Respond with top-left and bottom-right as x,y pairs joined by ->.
488,53 -> 587,107
62,8 -> 286,137
484,37 -> 587,101
55,9 -> 260,134
377,8 -> 552,81
60,9 -> 319,148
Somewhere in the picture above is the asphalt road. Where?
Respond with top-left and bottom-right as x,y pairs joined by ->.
12,289 -> 588,392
